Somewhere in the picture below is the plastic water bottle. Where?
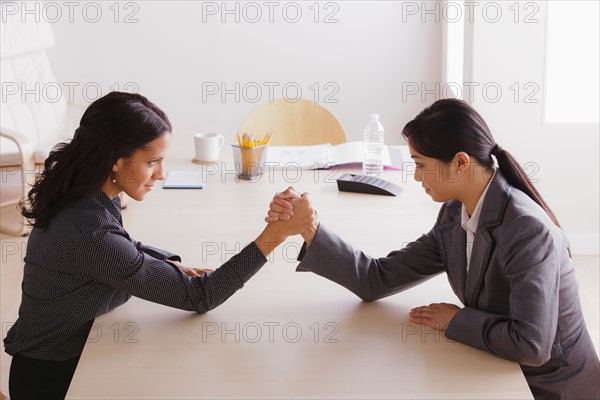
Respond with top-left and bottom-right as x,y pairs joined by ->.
363,114 -> 384,176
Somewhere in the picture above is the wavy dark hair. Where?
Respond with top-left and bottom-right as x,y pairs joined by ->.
402,98 -> 562,229
20,91 -> 172,229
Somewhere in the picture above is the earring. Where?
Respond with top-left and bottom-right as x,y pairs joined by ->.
457,169 -> 462,176
111,165 -> 119,184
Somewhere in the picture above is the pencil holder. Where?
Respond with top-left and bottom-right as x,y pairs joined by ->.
232,144 -> 269,180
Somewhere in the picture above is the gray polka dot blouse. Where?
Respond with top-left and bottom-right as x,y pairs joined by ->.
4,190 -> 267,361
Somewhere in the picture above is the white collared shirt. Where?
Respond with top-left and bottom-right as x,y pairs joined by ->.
460,169 -> 496,272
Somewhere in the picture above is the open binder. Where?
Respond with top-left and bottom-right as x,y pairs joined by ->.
265,141 -> 403,170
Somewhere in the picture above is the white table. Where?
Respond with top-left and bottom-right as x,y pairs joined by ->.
66,146 -> 532,399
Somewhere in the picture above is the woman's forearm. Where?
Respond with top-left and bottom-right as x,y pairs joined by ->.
301,222 -> 319,248
255,224 -> 287,257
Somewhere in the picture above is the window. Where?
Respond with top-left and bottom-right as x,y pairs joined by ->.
544,1 -> 599,124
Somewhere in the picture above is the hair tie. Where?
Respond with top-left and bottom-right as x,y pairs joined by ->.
492,143 -> 503,155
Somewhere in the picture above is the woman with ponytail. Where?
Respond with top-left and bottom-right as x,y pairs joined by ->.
268,99 -> 599,399
5,91 -> 315,399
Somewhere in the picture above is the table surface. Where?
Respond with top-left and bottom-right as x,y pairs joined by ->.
66,146 -> 533,399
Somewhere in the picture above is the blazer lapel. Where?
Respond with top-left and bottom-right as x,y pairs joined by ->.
435,206 -> 468,305
463,171 -> 511,308
464,226 -> 494,307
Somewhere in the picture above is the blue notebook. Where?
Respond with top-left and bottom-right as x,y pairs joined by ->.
162,171 -> 205,189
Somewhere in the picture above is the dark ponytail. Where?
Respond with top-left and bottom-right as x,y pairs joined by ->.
402,98 -> 563,229
490,143 -> 561,228
20,91 -> 172,229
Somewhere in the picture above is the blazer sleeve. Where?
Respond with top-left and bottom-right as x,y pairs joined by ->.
296,223 -> 445,302
445,215 -> 561,367
74,222 -> 267,313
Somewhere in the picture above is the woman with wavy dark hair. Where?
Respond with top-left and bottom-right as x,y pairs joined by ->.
5,91 -> 315,399
269,99 -> 599,399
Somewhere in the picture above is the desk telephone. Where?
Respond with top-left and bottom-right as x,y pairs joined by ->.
336,173 -> 403,196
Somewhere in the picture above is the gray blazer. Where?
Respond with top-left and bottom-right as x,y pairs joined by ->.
297,171 -> 599,399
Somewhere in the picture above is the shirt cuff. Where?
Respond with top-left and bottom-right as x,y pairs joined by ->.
298,242 -> 308,261
295,224 -> 324,272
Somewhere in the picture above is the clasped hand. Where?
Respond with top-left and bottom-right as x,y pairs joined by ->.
265,186 -> 319,245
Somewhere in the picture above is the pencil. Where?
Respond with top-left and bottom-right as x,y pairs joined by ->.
236,132 -> 273,178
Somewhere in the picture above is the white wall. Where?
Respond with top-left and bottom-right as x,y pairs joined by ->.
4,1 -> 597,252
464,1 -> 599,253
43,1 -> 441,150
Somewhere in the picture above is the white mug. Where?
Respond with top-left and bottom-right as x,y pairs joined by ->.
194,133 -> 224,162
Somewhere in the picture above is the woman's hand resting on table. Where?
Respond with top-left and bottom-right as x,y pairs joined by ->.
409,303 -> 461,331
266,187 -> 319,247
167,260 -> 213,277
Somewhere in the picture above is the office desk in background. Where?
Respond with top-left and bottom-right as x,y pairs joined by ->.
66,146 -> 532,399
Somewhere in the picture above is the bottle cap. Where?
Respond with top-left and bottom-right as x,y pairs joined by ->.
370,114 -> 380,120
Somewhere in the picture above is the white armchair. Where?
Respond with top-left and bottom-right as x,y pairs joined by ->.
1,20 -> 82,236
